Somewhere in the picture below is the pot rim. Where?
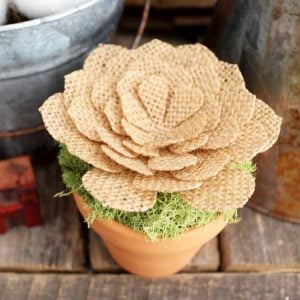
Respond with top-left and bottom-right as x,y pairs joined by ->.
0,0 -> 107,32
74,193 -> 228,242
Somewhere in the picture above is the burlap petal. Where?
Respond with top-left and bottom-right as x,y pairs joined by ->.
172,150 -> 230,181
171,110 -> 207,141
177,44 -> 221,98
218,62 -> 242,117
104,48 -> 135,80
180,168 -> 255,211
103,96 -> 126,135
121,118 -> 184,147
175,44 -> 219,69
133,172 -> 201,192
169,134 -> 208,154
39,93 -> 123,173
123,140 -> 160,157
82,169 -> 156,212
138,74 -> 169,125
96,113 -> 136,158
117,71 -> 155,131
218,61 -> 255,127
84,44 -> 125,79
68,94 -> 102,142
187,52 -> 220,97
202,116 -> 239,149
121,118 -> 153,145
235,90 -> 256,127
101,145 -> 153,176
128,58 -> 193,88
200,96 -> 222,131
134,39 -> 176,60
252,98 -> 282,152
148,152 -> 198,171
164,87 -> 204,128
150,135 -> 185,148
218,61 -> 245,87
91,75 -> 115,111
226,120 -> 268,162
64,70 -> 92,108
39,93 -> 74,144
162,63 -> 194,88
67,133 -> 124,173
219,89 -> 236,121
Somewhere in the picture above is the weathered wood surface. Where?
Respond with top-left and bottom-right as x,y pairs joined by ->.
0,161 -> 85,272
126,0 -> 216,8
220,207 -> 300,271
89,231 -> 119,273
182,237 -> 219,272
0,273 -> 299,300
173,15 -> 212,27
90,232 -> 220,272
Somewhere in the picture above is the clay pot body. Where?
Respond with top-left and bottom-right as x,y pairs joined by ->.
74,194 -> 227,278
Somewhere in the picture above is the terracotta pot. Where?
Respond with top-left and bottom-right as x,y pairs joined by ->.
74,193 -> 227,278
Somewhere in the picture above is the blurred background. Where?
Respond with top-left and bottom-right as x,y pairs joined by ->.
117,0 -> 215,45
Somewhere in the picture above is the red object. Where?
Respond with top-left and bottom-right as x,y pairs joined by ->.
0,156 -> 42,234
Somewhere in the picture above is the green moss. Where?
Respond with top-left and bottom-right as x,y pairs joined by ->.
58,144 -> 241,241
231,161 -> 256,174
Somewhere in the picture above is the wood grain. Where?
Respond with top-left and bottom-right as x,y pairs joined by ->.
89,231 -> 220,272
182,237 -> 220,272
220,207 -> 300,271
126,0 -> 216,8
0,161 -> 85,272
89,231 -> 120,273
0,273 -> 299,300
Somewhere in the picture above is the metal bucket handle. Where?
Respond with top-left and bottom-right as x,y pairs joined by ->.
0,0 -> 151,140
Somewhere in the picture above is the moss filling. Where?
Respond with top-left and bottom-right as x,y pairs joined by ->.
58,145 -> 246,241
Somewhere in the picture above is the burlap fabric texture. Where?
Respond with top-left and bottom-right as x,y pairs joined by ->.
40,39 -> 282,212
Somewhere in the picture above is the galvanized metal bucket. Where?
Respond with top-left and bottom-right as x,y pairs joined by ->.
0,0 -> 123,158
207,0 -> 300,223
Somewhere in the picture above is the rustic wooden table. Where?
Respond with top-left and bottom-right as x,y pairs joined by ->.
0,159 -> 299,300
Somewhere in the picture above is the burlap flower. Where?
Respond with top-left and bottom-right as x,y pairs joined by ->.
39,40 -> 282,212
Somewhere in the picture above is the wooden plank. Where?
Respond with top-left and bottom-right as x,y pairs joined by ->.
115,32 -> 188,49
183,237 -> 220,272
89,231 -> 119,273
173,15 -> 212,26
89,231 -> 220,272
0,160 -> 85,272
220,207 -> 300,271
126,0 -> 216,9
0,273 -> 299,300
